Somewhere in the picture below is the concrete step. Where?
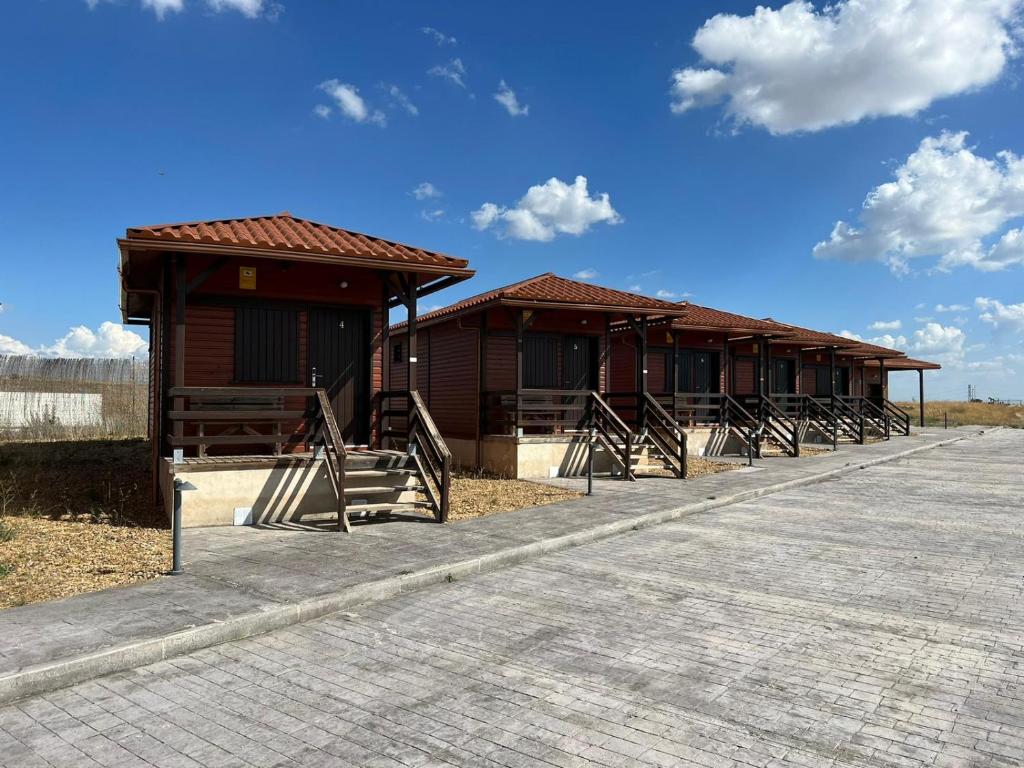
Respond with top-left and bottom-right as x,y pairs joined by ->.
343,485 -> 424,497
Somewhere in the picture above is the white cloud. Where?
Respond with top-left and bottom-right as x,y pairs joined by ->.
205,0 -> 266,17
976,297 -> 1024,332
472,175 -> 622,242
838,330 -> 907,349
422,26 -> 456,46
573,269 -> 599,280
317,80 -> 385,126
494,81 -> 529,117
386,85 -> 419,116
910,322 -> 966,364
813,132 -> 1024,273
428,58 -> 466,88
656,290 -> 680,299
670,0 -> 1021,134
935,303 -> 969,312
411,182 -> 441,200
141,0 -> 184,19
869,320 -> 902,331
312,104 -> 331,120
0,322 -> 147,359
420,209 -> 445,222
0,334 -> 33,356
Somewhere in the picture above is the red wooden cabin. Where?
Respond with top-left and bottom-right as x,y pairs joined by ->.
119,212 -> 474,528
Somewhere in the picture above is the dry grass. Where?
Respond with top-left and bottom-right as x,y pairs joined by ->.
0,517 -> 169,609
446,473 -> 583,522
0,437 -> 165,609
894,400 -> 1024,429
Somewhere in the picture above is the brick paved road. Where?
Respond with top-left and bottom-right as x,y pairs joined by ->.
2,429 -> 1022,767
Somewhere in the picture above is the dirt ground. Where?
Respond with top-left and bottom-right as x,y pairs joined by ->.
0,517 -> 169,609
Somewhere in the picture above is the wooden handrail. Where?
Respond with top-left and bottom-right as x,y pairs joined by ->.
384,389 -> 451,522
314,388 -> 349,532
642,392 -> 687,479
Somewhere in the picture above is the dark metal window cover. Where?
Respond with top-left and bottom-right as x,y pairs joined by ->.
234,306 -> 300,383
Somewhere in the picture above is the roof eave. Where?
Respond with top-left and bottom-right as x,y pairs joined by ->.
118,237 -> 473,277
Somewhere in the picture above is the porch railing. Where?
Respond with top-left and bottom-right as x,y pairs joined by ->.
166,386 -> 319,456
481,389 -> 635,479
839,395 -> 890,439
642,392 -> 687,478
881,398 -> 911,436
379,389 -> 451,522
312,389 -> 349,532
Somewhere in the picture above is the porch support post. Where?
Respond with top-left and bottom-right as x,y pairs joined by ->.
515,310 -> 524,436
638,316 -> 648,431
604,314 -> 611,394
672,331 -> 679,393
829,347 -> 837,398
379,277 -> 390,449
764,339 -> 773,396
722,336 -> 729,396
918,369 -> 925,427
860,361 -> 865,397
878,357 -> 886,401
173,255 -> 186,454
757,336 -> 767,398
405,275 -> 418,392
478,309 -> 487,449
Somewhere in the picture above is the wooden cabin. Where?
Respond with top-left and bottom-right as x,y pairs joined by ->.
119,212 -> 474,529
386,273 -> 689,479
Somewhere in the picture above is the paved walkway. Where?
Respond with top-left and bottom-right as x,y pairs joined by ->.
0,427 -> 1021,767
0,428 -> 990,703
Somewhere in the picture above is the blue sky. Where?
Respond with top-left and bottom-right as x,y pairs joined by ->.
1,0 -> 1022,400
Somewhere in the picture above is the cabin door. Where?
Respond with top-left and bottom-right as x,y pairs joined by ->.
308,307 -> 369,445
562,336 -> 597,391
771,358 -> 796,394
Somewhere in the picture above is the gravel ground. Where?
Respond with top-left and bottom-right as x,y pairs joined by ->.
0,517 -> 169,609
446,474 -> 584,522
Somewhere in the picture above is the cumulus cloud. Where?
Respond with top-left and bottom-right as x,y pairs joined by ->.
910,322 -> 966,364
573,269 -> 599,280
205,0 -> 267,17
813,132 -> 1024,273
0,334 -> 33,356
0,322 -> 147,359
670,0 -> 1021,134
312,104 -> 331,120
472,176 -> 622,242
869,320 -> 902,331
976,297 -> 1024,332
420,209 -> 445,223
422,26 -> 456,46
318,80 -> 385,126
428,58 -> 466,88
494,81 -> 529,117
411,182 -> 441,200
935,303 -> 969,312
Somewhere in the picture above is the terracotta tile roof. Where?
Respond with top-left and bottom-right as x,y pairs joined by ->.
392,273 -> 686,330
122,212 -> 469,271
762,320 -> 906,358
864,357 -> 941,370
670,304 -> 794,335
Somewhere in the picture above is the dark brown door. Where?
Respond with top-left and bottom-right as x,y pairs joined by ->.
308,307 -> 369,445
772,358 -> 796,394
562,335 -> 596,390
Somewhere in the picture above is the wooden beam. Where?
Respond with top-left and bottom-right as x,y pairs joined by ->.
186,256 -> 228,294
379,277 -> 390,450
829,347 -> 837,398
404,273 -> 418,393
478,309 -> 488,452
515,309 -> 524,395
878,356 -> 886,401
604,315 -> 612,394
386,273 -> 465,309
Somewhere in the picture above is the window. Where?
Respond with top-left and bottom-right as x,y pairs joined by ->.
234,306 -> 299,383
393,341 -> 404,363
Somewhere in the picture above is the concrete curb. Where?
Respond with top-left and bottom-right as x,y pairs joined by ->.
0,427 -> 993,705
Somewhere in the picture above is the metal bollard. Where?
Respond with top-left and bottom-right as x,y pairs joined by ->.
586,432 -> 594,496
171,478 -> 196,576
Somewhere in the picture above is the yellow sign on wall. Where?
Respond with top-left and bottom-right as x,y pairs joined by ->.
239,266 -> 256,290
